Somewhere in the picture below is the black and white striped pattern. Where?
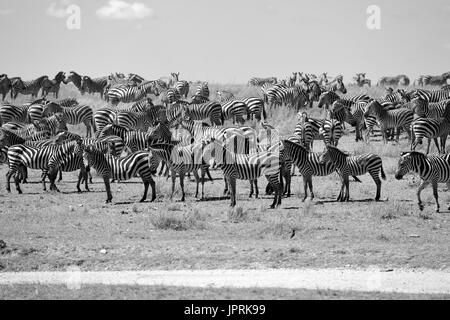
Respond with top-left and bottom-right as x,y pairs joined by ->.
106,81 -> 160,106
191,82 -> 210,104
221,99 -> 248,124
363,100 -> 414,142
171,73 -> 189,98
248,77 -> 277,86
395,151 -> 450,212
321,119 -> 343,146
11,76 -> 48,99
181,101 -> 224,125
80,76 -> 108,99
320,145 -> 385,201
82,145 -> 158,203
412,89 -> 450,103
41,72 -> 66,99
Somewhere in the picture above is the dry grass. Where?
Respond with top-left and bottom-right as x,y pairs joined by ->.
0,84 -> 449,279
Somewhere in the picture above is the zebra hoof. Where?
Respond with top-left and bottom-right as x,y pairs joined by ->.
418,204 -> 424,211
435,208 -> 440,213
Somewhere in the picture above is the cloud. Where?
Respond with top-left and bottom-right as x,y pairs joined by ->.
96,0 -> 154,20
0,9 -> 14,16
46,0 -> 73,18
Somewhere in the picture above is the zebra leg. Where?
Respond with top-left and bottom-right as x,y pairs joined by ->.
6,170 -> 14,193
81,167 -> 89,192
228,176 -> 237,207
149,177 -> 156,202
446,182 -> 450,210
170,170 -> 176,201
14,174 -> 22,194
179,171 -> 186,202
343,175 -> 350,201
337,176 -> 345,202
254,179 -> 259,199
58,169 -> 63,182
249,180 -> 254,198
432,181 -> 440,213
370,171 -> 382,201
139,180 -> 149,203
103,175 -> 113,203
193,170 -> 200,198
416,180 -> 430,211
200,167 -> 206,200
308,176 -> 314,200
223,177 -> 229,196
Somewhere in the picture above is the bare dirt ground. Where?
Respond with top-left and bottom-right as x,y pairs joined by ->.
0,85 -> 449,299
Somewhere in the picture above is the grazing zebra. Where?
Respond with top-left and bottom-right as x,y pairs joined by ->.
363,100 -> 414,143
80,76 -> 108,99
221,99 -> 249,124
106,81 -> 160,106
63,71 -> 83,93
322,118 -> 343,146
395,151 -> 450,212
41,72 -> 66,99
206,138 -> 282,208
180,101 -> 224,125
170,72 -> 189,98
82,145 -> 158,203
248,77 -> 277,86
0,74 -> 12,101
412,89 -> 450,103
320,145 -> 386,202
266,85 -> 309,109
11,75 -> 48,99
191,82 -> 210,103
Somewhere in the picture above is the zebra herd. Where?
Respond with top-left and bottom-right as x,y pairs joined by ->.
2,71 -> 450,213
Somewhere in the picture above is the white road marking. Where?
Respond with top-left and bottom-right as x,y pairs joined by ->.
0,268 -> 449,294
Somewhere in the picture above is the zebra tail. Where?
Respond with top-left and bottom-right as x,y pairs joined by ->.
381,164 -> 386,180
262,104 -> 267,121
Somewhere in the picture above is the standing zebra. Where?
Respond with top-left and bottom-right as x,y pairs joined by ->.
191,82 -> 210,104
82,145 -> 158,203
363,100 -> 414,143
221,99 -> 249,124
148,142 -> 212,201
63,71 -> 83,93
321,118 -> 343,146
80,76 -> 108,99
206,138 -> 282,208
247,77 -> 277,86
412,89 -> 450,103
180,101 -> 224,125
242,97 -> 266,121
41,71 -> 66,99
11,75 -> 48,99
320,145 -> 386,202
395,151 -> 450,212
171,72 -> 189,98
0,74 -> 12,101
43,103 -> 95,137
106,81 -> 160,106
293,112 -> 320,151
321,77 -> 347,94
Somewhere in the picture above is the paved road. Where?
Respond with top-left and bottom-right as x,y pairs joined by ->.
0,268 -> 449,294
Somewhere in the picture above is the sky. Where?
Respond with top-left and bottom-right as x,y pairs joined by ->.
0,0 -> 449,83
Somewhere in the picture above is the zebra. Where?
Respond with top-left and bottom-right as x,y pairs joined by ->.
63,71 -> 83,93
414,73 -> 450,86
41,71 -> 66,99
363,100 -> 414,143
329,101 -> 368,141
410,100 -> 450,154
242,97 -> 266,121
395,151 -> 450,212
293,112 -> 321,151
82,144 -> 158,203
43,103 -> 95,137
306,80 -> 322,108
191,82 -> 210,104
377,75 -> 410,86
320,145 -> 386,202
267,85 -> 309,110
321,78 -> 347,94
106,81 -> 160,106
248,77 -> 277,86
322,118 -> 343,146
80,76 -> 108,99
170,72 -> 189,98
0,74 -> 12,101
33,113 -> 67,136
11,75 -> 48,99
411,97 -> 450,119
5,140 -> 80,193
354,73 -> 371,87
148,142 -> 212,201
180,101 -> 224,125
216,90 -> 235,102
411,89 -> 450,103
413,75 -> 431,86
160,87 -> 182,106
221,99 -> 249,124
0,103 -> 31,123
205,137 -> 282,208
282,139 -> 338,201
